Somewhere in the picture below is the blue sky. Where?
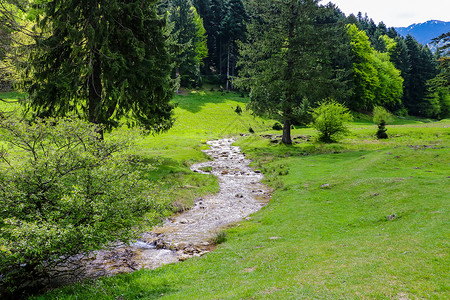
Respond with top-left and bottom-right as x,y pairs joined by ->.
322,0 -> 450,27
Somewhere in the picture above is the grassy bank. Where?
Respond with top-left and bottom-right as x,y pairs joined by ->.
32,100 -> 448,299
125,89 -> 269,209
1,90 -> 267,210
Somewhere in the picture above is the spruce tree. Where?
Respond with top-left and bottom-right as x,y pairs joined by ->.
26,0 -> 174,137
238,0 -> 350,145
164,0 -> 207,87
220,0 -> 247,89
403,35 -> 438,115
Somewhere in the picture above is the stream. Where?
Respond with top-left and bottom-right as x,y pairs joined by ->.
70,138 -> 271,279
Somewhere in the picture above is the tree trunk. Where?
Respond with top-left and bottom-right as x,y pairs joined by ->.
282,118 -> 292,145
226,45 -> 230,90
280,4 -> 299,146
219,39 -> 223,76
88,53 -> 104,139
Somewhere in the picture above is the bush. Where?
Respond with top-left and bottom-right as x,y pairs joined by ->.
309,100 -> 353,143
272,122 -> 283,130
373,105 -> 394,125
0,118 -> 170,297
376,120 -> 389,139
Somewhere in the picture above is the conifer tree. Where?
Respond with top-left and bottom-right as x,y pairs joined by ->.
403,35 -> 438,115
220,0 -> 247,89
26,0 -> 174,137
164,0 -> 207,87
238,0 -> 350,144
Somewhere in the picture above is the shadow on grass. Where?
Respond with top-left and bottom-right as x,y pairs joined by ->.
35,269 -> 180,300
173,90 -> 248,114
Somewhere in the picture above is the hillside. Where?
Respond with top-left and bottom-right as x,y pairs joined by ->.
395,20 -> 450,45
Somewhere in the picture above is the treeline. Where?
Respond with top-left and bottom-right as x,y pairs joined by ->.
186,0 -> 449,119
0,0 -> 449,123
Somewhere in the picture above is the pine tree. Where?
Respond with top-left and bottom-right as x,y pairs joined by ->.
403,35 -> 438,115
192,0 -> 225,77
220,0 -> 247,89
164,0 -> 207,87
27,0 -> 174,138
238,0 -> 349,144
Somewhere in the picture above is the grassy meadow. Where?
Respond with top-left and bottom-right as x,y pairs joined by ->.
1,90 -> 448,299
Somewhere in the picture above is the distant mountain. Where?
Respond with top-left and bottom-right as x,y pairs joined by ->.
395,20 -> 450,45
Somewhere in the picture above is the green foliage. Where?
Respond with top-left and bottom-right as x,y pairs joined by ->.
0,0 -> 36,87
0,117 -> 170,297
238,0 -> 351,144
164,0 -> 208,87
376,120 -> 388,139
373,105 -> 394,125
192,0 -> 247,79
272,122 -> 283,131
372,50 -> 403,109
310,100 -> 353,142
347,25 -> 403,111
234,104 -> 242,115
347,24 -> 379,110
26,0 -> 174,134
291,97 -> 314,126
424,33 -> 450,119
402,35 -> 439,116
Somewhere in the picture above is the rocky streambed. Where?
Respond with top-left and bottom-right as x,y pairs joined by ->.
76,138 -> 271,279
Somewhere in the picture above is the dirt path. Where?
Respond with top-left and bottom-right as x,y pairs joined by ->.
79,138 -> 271,278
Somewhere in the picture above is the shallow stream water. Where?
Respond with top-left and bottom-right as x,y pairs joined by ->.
72,138 -> 271,279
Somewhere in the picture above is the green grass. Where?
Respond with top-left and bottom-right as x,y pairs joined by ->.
1,90 -> 270,211
3,91 -> 448,299
122,89 -> 270,209
0,91 -> 25,115
32,102 -> 449,299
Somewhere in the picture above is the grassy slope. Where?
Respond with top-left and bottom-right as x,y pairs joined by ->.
0,90 -> 267,210
125,90 -> 269,209
6,90 -> 446,299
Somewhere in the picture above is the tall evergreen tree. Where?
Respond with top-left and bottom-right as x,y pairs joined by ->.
403,35 -> 438,115
192,0 -> 224,76
423,31 -> 450,119
238,0 -> 350,144
26,0 -> 174,137
164,0 -> 207,87
432,31 -> 450,88
220,0 -> 247,89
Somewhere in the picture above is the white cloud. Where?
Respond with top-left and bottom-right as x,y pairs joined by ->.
322,0 -> 450,27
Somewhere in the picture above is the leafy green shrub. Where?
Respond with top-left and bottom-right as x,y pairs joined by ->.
0,118 -> 170,297
373,105 -> 394,125
272,122 -> 283,130
309,100 -> 353,143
